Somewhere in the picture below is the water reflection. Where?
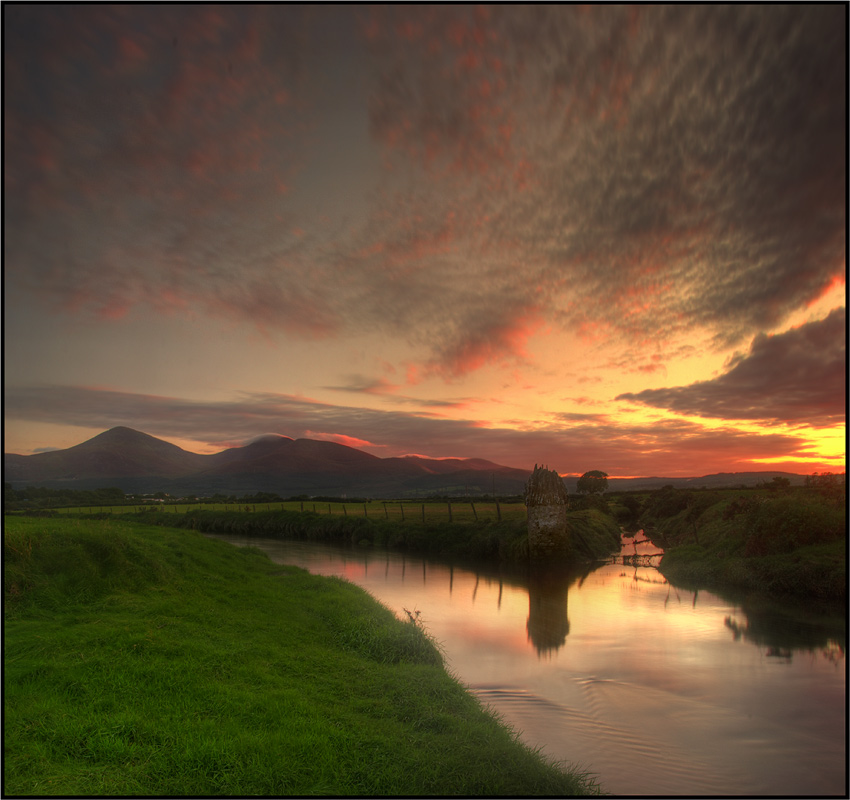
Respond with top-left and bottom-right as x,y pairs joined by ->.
523,563 -> 599,656
723,598 -> 846,663
526,565 -> 572,655
203,533 -> 846,796
393,554 -> 598,656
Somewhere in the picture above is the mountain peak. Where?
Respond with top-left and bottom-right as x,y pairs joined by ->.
97,426 -> 156,439
83,427 -> 184,450
245,434 -> 295,445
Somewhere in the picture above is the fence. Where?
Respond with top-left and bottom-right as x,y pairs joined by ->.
53,500 -> 527,523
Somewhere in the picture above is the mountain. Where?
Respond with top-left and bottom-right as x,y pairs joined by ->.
3,427 -> 530,497
3,427 -> 810,497
3,427 -> 207,484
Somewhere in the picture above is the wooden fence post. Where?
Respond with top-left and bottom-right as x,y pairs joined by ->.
328,504 -> 332,515
447,501 -> 452,522
496,500 -> 501,521
422,504 -> 425,522
364,504 -> 368,517
383,502 -> 388,519
471,502 -> 477,520
400,503 -> 405,521
343,504 -> 347,517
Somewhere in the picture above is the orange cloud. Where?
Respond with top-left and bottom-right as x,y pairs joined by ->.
426,308 -> 543,379
303,431 -> 379,449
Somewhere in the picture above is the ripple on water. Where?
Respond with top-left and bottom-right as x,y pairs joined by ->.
470,681 -> 758,796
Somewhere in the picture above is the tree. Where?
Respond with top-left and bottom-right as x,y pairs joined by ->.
619,494 -> 643,530
684,491 -> 720,546
759,476 -> 791,493
577,470 -> 608,495
805,472 -> 845,504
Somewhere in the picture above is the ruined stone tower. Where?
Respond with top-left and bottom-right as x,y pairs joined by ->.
524,464 -> 570,558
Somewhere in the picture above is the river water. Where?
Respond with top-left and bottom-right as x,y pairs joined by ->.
205,533 -> 846,796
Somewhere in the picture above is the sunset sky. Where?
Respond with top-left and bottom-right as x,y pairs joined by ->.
4,4 -> 846,477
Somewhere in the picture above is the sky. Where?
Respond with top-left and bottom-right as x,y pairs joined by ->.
4,4 -> 846,477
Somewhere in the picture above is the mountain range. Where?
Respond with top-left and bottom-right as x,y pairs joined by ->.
3,427 -> 808,497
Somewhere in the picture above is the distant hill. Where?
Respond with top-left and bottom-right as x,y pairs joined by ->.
3,427 -> 531,497
3,427 -> 809,498
600,472 -> 809,491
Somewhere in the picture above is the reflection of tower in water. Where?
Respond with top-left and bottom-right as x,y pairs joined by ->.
526,566 -> 571,656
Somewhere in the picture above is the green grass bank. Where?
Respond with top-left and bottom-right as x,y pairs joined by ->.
4,516 -> 601,796
638,487 -> 846,604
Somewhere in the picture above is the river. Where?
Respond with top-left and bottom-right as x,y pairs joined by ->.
204,532 -> 846,796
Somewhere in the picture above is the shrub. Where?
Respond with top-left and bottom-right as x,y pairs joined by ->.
566,509 -> 621,559
744,496 -> 845,557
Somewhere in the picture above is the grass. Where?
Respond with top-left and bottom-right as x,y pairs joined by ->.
651,491 -> 846,604
660,538 -> 846,604
632,485 -> 847,603
4,516 -> 602,796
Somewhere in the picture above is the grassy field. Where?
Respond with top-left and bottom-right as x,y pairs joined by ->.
4,516 -> 601,796
53,499 -> 529,523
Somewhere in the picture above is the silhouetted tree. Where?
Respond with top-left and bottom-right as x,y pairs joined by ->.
576,470 -> 608,495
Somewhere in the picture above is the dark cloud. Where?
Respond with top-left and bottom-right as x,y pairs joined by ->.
552,412 -> 610,425
323,375 -> 400,395
4,5 -> 320,326
357,5 -> 846,362
4,385 -> 821,476
4,5 -> 846,375
322,376 -> 469,410
617,309 -> 846,425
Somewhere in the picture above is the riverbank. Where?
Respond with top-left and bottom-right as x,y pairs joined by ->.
3,516 -> 601,796
658,538 -> 845,605
642,487 -> 846,604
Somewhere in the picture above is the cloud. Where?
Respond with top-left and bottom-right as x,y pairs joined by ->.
617,309 -> 846,425
323,375 -> 401,395
4,5 -> 320,328
322,375 -> 470,412
303,431 -> 378,449
357,5 -> 846,363
4,5 -> 846,378
4,384 -> 828,476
